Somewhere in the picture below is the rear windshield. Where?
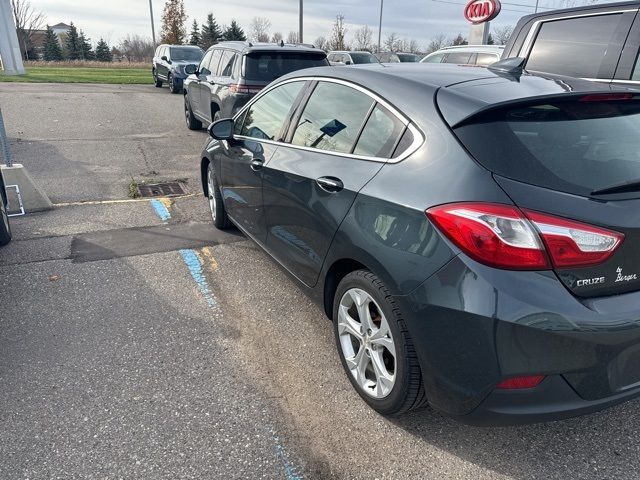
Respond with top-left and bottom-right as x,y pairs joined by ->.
454,97 -> 640,197
397,54 -> 420,62
170,47 -> 202,62
244,52 -> 328,82
350,53 -> 379,64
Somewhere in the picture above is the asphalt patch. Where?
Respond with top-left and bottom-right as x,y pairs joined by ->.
71,221 -> 243,263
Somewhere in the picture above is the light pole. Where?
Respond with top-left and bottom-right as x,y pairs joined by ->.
148,0 -> 156,45
377,0 -> 384,53
299,0 -> 304,43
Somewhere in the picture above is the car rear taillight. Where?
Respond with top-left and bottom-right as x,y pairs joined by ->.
496,375 -> 545,389
426,203 -> 623,270
229,84 -> 263,94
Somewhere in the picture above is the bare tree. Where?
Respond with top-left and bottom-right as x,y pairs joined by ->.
286,31 -> 299,44
353,25 -> 374,51
328,14 -> 347,51
383,32 -> 399,52
11,0 -> 45,60
406,39 -> 420,54
492,25 -> 513,45
425,33 -> 448,54
119,34 -> 155,62
313,35 -> 327,51
271,32 -> 283,44
249,17 -> 271,42
451,33 -> 467,46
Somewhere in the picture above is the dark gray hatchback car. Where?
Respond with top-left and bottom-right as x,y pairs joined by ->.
199,62 -> 640,425
183,41 -> 328,130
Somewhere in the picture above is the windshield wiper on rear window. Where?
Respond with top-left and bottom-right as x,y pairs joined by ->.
591,179 -> 640,196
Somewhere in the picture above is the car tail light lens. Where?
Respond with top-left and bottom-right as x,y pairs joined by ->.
496,375 -> 545,389
579,93 -> 635,102
523,210 -> 623,268
426,203 -> 623,270
229,84 -> 263,94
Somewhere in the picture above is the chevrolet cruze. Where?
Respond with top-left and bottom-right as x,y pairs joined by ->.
198,61 -> 640,425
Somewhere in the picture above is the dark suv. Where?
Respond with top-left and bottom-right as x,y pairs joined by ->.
152,44 -> 204,94
504,1 -> 640,88
183,41 -> 328,130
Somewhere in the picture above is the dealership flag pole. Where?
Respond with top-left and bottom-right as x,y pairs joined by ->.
377,0 -> 384,52
299,0 -> 304,43
149,0 -> 156,45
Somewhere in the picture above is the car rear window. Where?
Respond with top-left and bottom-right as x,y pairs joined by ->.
349,53 -> 378,64
454,97 -> 640,197
244,52 -> 328,82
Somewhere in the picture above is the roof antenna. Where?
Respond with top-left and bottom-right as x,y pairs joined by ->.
488,57 -> 525,76
248,41 -> 253,47
280,39 -> 284,47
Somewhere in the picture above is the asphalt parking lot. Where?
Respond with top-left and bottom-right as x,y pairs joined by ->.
2,82 -> 640,480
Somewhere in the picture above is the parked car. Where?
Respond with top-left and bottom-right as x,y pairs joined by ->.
0,169 -> 11,246
199,62 -> 640,425
421,45 -> 504,66
183,42 -> 328,130
503,1 -> 640,88
328,51 -> 380,65
152,44 -> 204,94
376,52 -> 422,63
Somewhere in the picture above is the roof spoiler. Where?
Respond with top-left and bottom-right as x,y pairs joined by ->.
488,57 -> 525,76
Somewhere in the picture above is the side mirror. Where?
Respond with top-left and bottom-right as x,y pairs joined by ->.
345,60 -> 352,65
161,55 -> 168,61
208,118 -> 234,140
185,64 -> 197,75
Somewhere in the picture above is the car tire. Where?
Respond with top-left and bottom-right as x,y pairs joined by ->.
213,110 -> 221,123
0,192 -> 12,246
185,96 -> 202,130
168,73 -> 180,94
333,270 -> 427,416
207,162 -> 231,230
153,69 -> 162,88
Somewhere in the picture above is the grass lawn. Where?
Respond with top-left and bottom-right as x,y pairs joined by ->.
0,66 -> 151,84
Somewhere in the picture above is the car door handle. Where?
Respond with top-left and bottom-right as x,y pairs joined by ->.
316,176 -> 343,193
250,159 -> 264,171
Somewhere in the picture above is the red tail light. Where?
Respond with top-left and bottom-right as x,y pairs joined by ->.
426,203 -> 623,270
579,93 -> 634,102
496,375 -> 545,389
229,84 -> 263,94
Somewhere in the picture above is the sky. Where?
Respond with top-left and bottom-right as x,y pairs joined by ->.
28,0 -> 615,49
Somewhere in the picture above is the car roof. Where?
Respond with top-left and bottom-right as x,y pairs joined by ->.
279,63 -> 622,126
515,0 -> 637,22
426,45 -> 505,56
213,41 -> 321,54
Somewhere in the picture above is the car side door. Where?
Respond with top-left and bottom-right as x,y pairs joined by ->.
157,46 -> 168,79
213,50 -> 239,119
261,80 -> 407,287
188,49 -> 212,118
218,80 -> 308,244
199,49 -> 223,123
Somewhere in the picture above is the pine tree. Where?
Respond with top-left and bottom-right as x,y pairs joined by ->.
200,13 -> 222,49
160,0 -> 187,44
95,38 -> 112,62
79,30 -> 95,60
43,25 -> 63,61
64,22 -> 82,60
222,20 -> 246,42
189,20 -> 200,46
487,33 -> 495,45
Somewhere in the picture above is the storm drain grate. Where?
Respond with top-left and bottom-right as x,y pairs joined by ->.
137,182 -> 187,198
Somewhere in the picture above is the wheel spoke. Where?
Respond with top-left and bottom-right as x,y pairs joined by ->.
370,350 -> 394,396
337,305 -> 363,340
371,336 -> 395,359
346,346 -> 369,385
349,289 -> 373,331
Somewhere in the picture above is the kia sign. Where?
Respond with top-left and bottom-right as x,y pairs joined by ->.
464,0 -> 501,24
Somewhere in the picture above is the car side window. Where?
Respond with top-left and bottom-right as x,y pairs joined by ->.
207,49 -> 223,76
239,81 -> 305,141
443,52 -> 473,64
526,14 -> 625,78
220,51 -> 237,77
633,54 -> 640,81
199,50 -> 213,74
476,53 -> 497,66
354,104 -> 405,158
423,53 -> 444,63
291,82 -> 374,154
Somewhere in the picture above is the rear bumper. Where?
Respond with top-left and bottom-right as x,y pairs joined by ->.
458,375 -> 640,426
396,255 -> 640,425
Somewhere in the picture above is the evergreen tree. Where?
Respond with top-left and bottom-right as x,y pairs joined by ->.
189,20 -> 201,46
64,22 -> 82,60
487,33 -> 495,45
79,30 -> 95,60
43,25 -> 63,61
200,13 -> 222,48
222,20 -> 246,42
95,38 -> 112,62
160,0 -> 187,44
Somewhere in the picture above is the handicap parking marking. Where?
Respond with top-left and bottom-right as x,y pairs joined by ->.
150,198 -> 171,223
179,248 -> 217,309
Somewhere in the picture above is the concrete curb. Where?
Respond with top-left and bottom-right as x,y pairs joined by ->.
1,163 -> 53,212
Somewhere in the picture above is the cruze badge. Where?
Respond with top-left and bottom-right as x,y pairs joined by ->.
615,267 -> 638,283
577,277 -> 605,287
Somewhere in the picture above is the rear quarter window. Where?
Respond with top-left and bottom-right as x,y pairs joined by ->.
244,52 -> 328,82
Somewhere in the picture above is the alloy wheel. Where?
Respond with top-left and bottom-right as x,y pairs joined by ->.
337,288 -> 396,398
207,165 -> 217,223
184,99 -> 191,126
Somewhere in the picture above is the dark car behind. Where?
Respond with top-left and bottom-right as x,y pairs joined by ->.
153,44 -> 204,93
184,42 -> 328,130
